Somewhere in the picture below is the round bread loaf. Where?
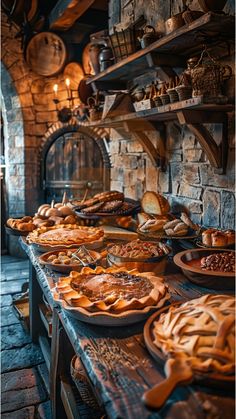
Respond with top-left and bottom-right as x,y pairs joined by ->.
141,191 -> 170,215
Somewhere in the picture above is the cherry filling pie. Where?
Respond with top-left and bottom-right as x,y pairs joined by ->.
54,266 -> 170,313
152,294 -> 235,376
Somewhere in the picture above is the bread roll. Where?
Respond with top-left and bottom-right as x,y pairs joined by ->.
141,191 -> 170,215
212,232 -> 227,247
225,230 -> 235,246
202,229 -> 216,247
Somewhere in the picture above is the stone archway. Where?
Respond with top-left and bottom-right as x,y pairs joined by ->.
1,61 -> 26,217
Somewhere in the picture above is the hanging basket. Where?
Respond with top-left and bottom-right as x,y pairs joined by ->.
191,47 -> 232,101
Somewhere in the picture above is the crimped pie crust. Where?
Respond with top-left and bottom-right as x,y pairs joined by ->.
54,266 -> 170,314
27,224 -> 104,246
152,294 -> 235,376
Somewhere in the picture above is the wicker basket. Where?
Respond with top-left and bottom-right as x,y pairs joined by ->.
109,27 -> 140,62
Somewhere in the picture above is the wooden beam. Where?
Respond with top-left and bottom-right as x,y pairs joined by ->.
49,0 -> 95,31
185,123 -> 221,168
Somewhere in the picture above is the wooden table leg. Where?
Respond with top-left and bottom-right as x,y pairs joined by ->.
29,261 -> 42,343
50,309 -> 67,419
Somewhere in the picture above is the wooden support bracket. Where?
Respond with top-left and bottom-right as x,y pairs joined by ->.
177,110 -> 228,174
123,120 -> 166,170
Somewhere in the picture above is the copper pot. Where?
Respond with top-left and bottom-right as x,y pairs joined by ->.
78,76 -> 94,105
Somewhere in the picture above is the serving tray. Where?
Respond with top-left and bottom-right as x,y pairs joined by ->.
75,198 -> 140,220
39,248 -> 102,273
5,224 -> 30,237
137,228 -> 200,241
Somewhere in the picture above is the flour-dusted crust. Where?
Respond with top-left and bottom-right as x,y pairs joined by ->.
152,294 -> 235,376
54,266 -> 170,314
27,224 -> 104,246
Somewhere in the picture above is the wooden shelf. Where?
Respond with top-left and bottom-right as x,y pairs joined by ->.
81,100 -> 233,172
81,100 -> 233,128
87,12 -> 234,88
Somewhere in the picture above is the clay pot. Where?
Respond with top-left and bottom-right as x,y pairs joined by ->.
138,25 -> 157,48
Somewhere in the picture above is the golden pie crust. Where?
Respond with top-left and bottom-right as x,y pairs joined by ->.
27,224 -> 104,246
152,294 -> 235,376
54,266 -> 170,314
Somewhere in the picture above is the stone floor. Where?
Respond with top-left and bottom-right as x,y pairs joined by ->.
1,255 -> 52,418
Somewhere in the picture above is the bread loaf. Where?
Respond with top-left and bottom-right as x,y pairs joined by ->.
141,191 -> 170,215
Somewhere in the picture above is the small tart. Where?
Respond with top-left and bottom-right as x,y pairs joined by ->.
152,294 -> 235,376
54,266 -> 169,314
27,224 -> 104,246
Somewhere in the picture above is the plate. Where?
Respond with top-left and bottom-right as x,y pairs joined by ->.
137,228 -> 200,241
30,237 -> 104,253
53,293 -> 169,326
144,304 -> 235,388
196,240 -> 235,249
173,248 -> 235,290
5,224 -> 30,237
39,248 -> 102,273
75,199 -> 141,220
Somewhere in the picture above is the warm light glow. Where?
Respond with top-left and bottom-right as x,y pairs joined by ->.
53,84 -> 58,94
65,78 -> 70,87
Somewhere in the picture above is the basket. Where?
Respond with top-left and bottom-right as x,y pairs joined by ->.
175,85 -> 192,101
109,27 -> 139,62
191,47 -> 232,101
167,88 -> 179,103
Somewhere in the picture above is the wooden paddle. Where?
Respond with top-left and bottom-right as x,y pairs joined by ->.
142,358 -> 193,409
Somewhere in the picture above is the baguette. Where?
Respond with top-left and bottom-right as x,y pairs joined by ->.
141,191 -> 170,215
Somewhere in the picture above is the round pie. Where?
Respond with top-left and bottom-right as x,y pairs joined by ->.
152,294 -> 235,376
27,224 -> 104,246
53,266 -> 170,314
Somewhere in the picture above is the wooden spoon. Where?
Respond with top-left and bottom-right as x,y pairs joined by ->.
142,358 -> 193,410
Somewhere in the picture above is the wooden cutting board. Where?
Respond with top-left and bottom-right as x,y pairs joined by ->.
103,226 -> 138,241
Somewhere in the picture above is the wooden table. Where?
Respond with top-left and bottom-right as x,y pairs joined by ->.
20,238 -> 235,419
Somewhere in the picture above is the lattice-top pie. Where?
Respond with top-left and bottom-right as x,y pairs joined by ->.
152,294 -> 235,376
27,224 -> 104,246
54,266 -> 170,313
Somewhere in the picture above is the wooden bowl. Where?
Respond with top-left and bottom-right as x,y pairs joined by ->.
107,245 -> 171,274
174,248 -> 235,290
39,248 -> 102,273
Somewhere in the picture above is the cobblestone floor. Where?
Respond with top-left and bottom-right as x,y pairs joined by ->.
1,255 -> 52,418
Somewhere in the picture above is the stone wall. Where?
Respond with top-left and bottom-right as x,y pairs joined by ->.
109,0 -> 235,229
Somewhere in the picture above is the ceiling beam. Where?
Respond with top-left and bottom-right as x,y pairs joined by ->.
49,0 -> 95,31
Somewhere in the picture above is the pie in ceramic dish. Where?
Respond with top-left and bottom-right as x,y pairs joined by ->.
27,224 -> 104,248
53,266 -> 170,316
152,294 -> 235,377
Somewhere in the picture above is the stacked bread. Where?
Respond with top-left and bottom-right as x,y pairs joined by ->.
7,200 -> 78,233
71,191 -> 133,214
138,191 -> 199,237
7,216 -> 36,232
35,200 -> 77,227
138,191 -> 171,233
202,229 -> 235,247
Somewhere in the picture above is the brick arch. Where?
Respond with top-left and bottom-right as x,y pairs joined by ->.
39,119 -> 111,202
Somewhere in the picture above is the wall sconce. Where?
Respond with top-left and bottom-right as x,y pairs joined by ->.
53,79 -> 79,123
